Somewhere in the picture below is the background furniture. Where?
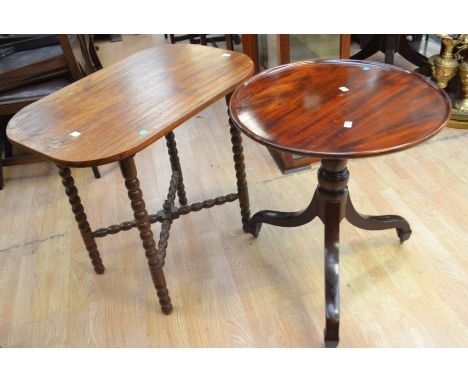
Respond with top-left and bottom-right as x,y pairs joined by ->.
0,34 -> 101,189
0,35 -> 67,93
7,44 -> 254,316
166,34 -> 240,50
229,59 -> 451,347
429,34 -> 468,129
93,34 -> 123,43
350,35 -> 428,67
241,34 -> 352,173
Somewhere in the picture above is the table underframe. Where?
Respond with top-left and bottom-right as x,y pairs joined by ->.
247,158 -> 412,347
57,98 -> 252,315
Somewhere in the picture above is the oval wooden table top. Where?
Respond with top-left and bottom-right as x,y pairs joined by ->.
229,59 -> 451,158
7,44 -> 254,167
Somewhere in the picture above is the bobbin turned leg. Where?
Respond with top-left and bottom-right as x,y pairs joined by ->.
165,131 -> 187,206
316,159 -> 349,348
119,156 -> 173,314
345,195 -> 412,243
226,94 -> 252,234
58,166 -> 105,274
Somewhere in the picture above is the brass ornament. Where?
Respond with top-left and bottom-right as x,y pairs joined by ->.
430,34 -> 468,128
454,61 -> 468,113
430,37 -> 459,89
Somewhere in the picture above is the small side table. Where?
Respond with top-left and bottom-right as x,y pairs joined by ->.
229,59 -> 450,347
7,44 -> 254,315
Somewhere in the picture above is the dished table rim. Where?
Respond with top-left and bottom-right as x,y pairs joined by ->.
229,59 -> 452,159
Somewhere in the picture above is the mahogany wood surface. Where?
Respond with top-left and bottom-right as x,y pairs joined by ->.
6,44 -> 254,167
229,59 -> 451,159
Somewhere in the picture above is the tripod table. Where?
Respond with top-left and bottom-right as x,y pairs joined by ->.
229,59 -> 451,347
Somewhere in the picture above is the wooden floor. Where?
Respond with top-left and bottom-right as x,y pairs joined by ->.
1,35 -> 468,347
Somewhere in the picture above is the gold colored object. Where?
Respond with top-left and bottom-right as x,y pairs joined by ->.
447,119 -> 468,129
430,35 -> 468,129
454,61 -> 468,113
430,37 -> 459,89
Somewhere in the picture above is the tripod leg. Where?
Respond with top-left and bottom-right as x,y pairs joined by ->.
345,195 -> 412,243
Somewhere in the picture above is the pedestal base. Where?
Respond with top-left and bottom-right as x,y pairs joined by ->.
247,159 -> 412,347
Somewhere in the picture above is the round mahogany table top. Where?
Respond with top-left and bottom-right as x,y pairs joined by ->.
229,59 -> 451,158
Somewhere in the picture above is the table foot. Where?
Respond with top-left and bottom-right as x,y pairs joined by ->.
397,227 -> 412,243
247,220 -> 262,238
345,194 -> 412,243
325,340 -> 339,348
324,329 -> 339,348
58,166 -> 105,274
119,157 -> 173,314
152,267 -> 173,315
165,131 -> 188,206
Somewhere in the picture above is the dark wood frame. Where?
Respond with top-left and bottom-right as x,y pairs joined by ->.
247,159 -> 411,347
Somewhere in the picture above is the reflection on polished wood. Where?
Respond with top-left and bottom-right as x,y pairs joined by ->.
0,35 -> 467,347
230,59 -> 450,158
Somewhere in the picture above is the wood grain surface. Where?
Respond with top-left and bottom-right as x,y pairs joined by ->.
229,59 -> 451,158
6,44 -> 254,167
